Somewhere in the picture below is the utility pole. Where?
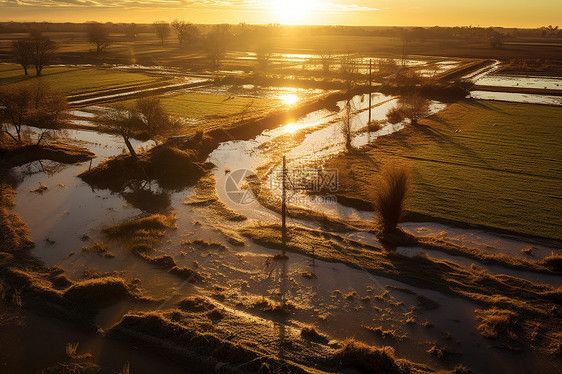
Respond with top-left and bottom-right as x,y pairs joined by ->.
281,155 -> 287,256
368,58 -> 372,143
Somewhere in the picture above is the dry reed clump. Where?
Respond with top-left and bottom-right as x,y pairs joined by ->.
475,307 -> 519,340
187,239 -> 229,251
177,296 -> 216,312
330,339 -> 408,374
177,296 -> 224,320
372,163 -> 411,235
452,364 -> 474,374
300,325 -> 329,344
427,342 -> 456,361
363,325 -> 399,340
103,214 -> 175,238
0,184 -> 33,252
250,296 -> 295,315
541,255 -> 562,272
81,242 -> 114,258
63,276 -> 132,307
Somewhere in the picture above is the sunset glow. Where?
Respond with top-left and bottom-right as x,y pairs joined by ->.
0,1 -> 558,26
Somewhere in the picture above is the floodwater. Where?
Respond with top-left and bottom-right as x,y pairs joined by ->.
474,74 -> 562,91
9,65 -> 562,373
469,90 -> 562,105
467,61 -> 562,105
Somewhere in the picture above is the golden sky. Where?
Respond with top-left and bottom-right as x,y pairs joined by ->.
0,0 -> 559,27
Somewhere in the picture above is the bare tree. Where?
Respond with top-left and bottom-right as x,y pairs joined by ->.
340,99 -> 354,151
12,39 -> 33,75
171,19 -> 199,48
100,108 -> 140,158
206,25 -> 231,68
86,22 -> 111,53
153,21 -> 170,45
255,40 -> 274,72
386,92 -> 430,125
99,97 -> 179,158
318,49 -> 334,75
0,82 -> 68,144
30,36 -> 56,76
340,53 -> 358,93
135,97 -> 180,141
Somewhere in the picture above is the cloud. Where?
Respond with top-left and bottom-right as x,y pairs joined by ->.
0,0 -> 378,13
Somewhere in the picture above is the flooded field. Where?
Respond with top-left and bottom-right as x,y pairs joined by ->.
1,30 -> 561,373
7,78 -> 561,372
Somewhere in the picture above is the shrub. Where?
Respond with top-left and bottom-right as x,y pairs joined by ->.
475,308 -> 518,340
331,339 -> 405,374
63,276 -> 130,306
373,163 -> 411,234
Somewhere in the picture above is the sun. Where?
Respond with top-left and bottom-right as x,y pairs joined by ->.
269,0 -> 317,25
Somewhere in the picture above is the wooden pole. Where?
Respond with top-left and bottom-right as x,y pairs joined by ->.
368,59 -> 372,143
281,155 -> 287,256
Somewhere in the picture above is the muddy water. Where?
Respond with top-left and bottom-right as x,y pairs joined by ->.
11,90 -> 561,373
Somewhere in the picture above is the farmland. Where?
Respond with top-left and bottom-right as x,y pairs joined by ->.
0,63 -> 164,94
327,100 -> 562,240
1,21 -> 561,374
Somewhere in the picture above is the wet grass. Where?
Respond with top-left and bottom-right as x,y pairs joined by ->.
326,100 -> 562,240
103,214 -> 175,238
111,91 -> 276,121
0,184 -> 33,252
63,276 -> 132,307
0,63 -> 162,94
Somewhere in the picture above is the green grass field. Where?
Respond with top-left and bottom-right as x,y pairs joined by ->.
329,100 -> 562,240
0,63 -> 162,94
109,91 -> 280,120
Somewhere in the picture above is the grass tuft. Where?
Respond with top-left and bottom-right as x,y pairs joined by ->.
475,307 -> 518,340
331,339 -> 407,374
373,163 -> 411,234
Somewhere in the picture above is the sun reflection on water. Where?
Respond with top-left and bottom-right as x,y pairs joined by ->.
280,93 -> 299,105
284,122 -> 298,133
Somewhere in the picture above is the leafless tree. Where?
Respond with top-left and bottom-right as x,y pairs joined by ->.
318,49 -> 334,75
340,53 -> 359,93
171,19 -> 199,48
99,108 -> 140,158
153,21 -> 170,45
30,36 -> 56,76
86,22 -> 111,53
206,24 -> 231,68
0,82 -> 68,144
386,92 -> 430,125
99,97 -> 179,159
135,97 -> 180,141
340,99 -> 354,151
255,40 -> 274,72
12,39 -> 33,75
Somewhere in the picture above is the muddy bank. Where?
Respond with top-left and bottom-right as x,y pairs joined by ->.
108,296 -> 425,374
80,143 -> 207,191
0,143 -> 95,170
239,223 -> 562,355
